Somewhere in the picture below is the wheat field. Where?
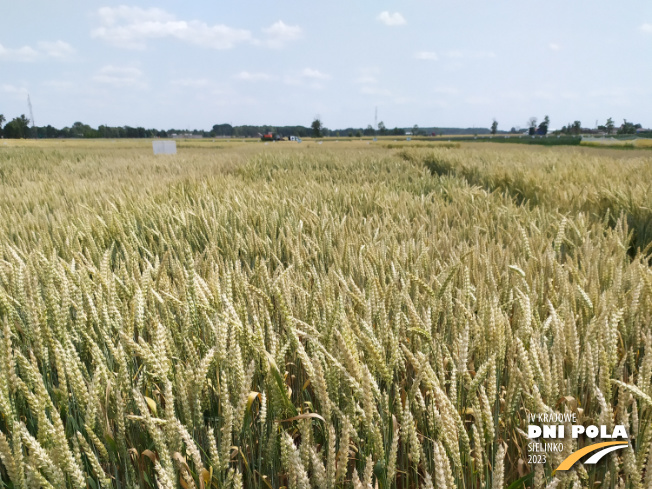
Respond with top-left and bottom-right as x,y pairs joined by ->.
0,140 -> 651,489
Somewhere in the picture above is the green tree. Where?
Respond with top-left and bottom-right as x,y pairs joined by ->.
0,114 -> 5,138
311,117 -> 323,138
378,121 -> 387,136
618,119 -> 637,135
412,124 -> 420,136
491,119 -> 498,135
571,121 -> 581,136
71,121 -> 96,138
538,115 -> 550,135
528,117 -> 537,136
4,114 -> 30,138
605,117 -> 614,135
211,124 -> 234,137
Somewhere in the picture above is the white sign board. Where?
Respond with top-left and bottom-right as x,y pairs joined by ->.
153,141 -> 177,155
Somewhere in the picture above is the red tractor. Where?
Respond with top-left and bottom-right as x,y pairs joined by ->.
260,132 -> 281,141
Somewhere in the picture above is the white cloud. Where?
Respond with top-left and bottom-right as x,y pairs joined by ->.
414,51 -> 438,61
0,41 -> 73,61
1,84 -> 29,95
301,68 -> 330,80
171,78 -> 212,87
377,11 -> 406,26
92,6 -> 252,50
640,23 -> 652,33
282,69 -> 330,88
93,65 -> 146,88
37,41 -> 75,58
97,5 -> 175,25
0,43 -> 40,61
262,21 -> 302,48
235,71 -> 276,81
355,68 -> 385,95
548,42 -> 561,51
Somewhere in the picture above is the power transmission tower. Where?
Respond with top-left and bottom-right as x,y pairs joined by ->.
27,94 -> 36,139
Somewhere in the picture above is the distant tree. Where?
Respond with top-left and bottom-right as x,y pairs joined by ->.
537,115 -> 550,135
211,124 -> 234,137
491,119 -> 498,135
0,114 -> 5,137
42,125 -> 59,138
571,121 -> 581,135
392,127 -> 405,135
528,117 -> 537,136
355,130 -> 362,137
311,117 -> 323,138
412,124 -> 420,136
4,115 -> 30,138
378,121 -> 387,135
618,119 -> 637,135
363,125 -> 375,136
605,117 -> 614,135
510,127 -> 516,134
70,121 -> 98,138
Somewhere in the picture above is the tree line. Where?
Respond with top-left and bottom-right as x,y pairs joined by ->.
0,116 -> 415,140
490,116 -> 647,137
0,117 -> 312,140
1,113 -> 648,140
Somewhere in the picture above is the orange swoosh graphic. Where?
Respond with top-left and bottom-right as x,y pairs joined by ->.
555,441 -> 628,471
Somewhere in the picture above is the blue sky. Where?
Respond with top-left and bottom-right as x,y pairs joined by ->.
2,1 -> 651,131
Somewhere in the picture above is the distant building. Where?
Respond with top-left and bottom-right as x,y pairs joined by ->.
171,133 -> 203,139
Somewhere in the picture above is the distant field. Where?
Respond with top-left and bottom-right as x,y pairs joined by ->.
0,140 -> 651,489
580,138 -> 652,149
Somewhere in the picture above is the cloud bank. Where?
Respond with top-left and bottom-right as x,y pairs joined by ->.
377,12 -> 406,26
